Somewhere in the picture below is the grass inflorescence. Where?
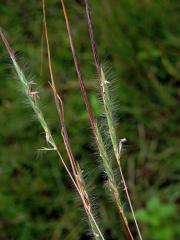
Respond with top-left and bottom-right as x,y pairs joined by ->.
84,1 -> 143,239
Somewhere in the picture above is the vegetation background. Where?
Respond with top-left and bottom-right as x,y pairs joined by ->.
0,0 -> 179,239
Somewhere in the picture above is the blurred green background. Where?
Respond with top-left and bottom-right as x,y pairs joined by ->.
0,0 -> 179,239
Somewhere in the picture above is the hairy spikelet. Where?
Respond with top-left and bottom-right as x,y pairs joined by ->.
100,67 -> 143,240
101,67 -> 119,158
12,58 -> 56,150
95,123 -> 134,239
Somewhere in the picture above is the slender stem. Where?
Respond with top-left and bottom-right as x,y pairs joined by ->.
42,0 -> 79,180
118,164 -> 143,240
60,0 -> 97,137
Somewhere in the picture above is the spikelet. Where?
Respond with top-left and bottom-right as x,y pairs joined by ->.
100,67 -> 119,159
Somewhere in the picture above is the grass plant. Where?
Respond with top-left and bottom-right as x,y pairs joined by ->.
0,1 -> 145,239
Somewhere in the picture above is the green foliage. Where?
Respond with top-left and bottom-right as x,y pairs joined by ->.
136,196 -> 179,239
0,0 -> 179,239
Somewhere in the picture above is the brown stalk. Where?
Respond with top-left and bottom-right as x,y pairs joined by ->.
84,1 -> 142,240
42,0 -> 79,181
60,0 -> 97,138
